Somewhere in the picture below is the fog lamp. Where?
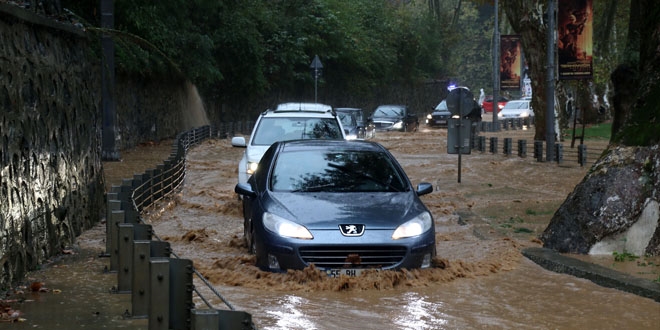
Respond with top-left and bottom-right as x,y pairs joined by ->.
268,254 -> 281,270
421,253 -> 432,269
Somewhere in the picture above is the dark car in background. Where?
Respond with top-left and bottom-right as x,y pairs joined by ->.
426,100 -> 452,127
481,95 -> 509,113
371,104 -> 419,132
335,107 -> 376,139
234,139 -> 436,275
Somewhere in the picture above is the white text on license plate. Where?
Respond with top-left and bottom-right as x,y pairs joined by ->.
326,269 -> 363,277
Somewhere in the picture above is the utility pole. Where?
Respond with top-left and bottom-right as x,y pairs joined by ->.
492,0 -> 500,131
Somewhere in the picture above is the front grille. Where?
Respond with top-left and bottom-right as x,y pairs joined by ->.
432,114 -> 450,121
299,245 -> 407,269
373,122 -> 393,129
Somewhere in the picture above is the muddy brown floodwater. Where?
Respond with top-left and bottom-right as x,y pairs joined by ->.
8,127 -> 660,329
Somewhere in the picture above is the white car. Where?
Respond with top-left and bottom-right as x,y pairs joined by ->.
498,99 -> 534,119
231,102 -> 346,185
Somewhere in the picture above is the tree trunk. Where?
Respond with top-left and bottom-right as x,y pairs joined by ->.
613,0 -> 660,145
502,0 -> 548,141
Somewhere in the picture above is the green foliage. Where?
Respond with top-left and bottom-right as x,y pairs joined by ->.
613,251 -> 639,262
59,1 -> 500,114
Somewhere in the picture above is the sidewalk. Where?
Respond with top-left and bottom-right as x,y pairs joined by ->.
523,247 -> 660,303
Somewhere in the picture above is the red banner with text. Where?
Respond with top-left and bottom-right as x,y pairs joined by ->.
558,0 -> 593,80
500,35 -> 522,90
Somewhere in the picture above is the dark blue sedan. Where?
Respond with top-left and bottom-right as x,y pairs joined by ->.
235,139 -> 436,275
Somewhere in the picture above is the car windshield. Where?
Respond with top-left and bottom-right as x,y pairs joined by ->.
271,149 -> 407,193
374,106 -> 403,117
435,100 -> 448,111
337,112 -> 357,127
252,117 -> 343,145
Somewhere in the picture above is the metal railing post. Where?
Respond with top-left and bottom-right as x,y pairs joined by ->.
117,223 -> 135,293
149,258 -> 170,330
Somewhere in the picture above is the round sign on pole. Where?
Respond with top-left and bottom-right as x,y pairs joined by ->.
445,87 -> 474,117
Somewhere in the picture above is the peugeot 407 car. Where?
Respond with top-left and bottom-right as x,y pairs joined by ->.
235,139 -> 436,275
231,102 -> 346,185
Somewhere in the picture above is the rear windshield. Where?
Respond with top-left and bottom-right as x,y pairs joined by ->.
252,117 -> 343,145
271,149 -> 408,193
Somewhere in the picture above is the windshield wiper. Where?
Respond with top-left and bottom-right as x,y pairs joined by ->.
327,163 -> 402,192
291,183 -> 336,192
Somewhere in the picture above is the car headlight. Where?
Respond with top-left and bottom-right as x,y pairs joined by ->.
520,111 -> 530,118
426,114 -> 432,120
263,212 -> 313,239
247,161 -> 258,175
392,121 -> 404,129
392,212 -> 432,239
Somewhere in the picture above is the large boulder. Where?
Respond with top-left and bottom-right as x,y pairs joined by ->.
540,144 -> 660,255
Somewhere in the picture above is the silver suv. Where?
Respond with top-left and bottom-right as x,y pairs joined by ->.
231,102 -> 346,184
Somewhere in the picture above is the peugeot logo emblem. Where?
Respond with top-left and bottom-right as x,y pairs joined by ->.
339,224 -> 365,237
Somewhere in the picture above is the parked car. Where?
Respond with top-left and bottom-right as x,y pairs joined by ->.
335,107 -> 375,139
234,139 -> 436,274
371,104 -> 419,132
481,95 -> 509,113
498,99 -> 534,119
231,102 -> 346,185
426,100 -> 452,127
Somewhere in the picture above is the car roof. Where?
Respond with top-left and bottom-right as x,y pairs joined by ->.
275,102 -> 332,113
376,104 -> 406,108
335,107 -> 362,112
276,139 -> 386,153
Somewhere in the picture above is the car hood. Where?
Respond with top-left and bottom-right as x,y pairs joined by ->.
246,145 -> 270,163
265,191 -> 425,230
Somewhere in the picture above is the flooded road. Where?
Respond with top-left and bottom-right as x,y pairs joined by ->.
143,130 -> 659,330
9,129 -> 660,329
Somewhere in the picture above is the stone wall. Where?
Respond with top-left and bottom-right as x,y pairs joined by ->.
0,4 -> 190,289
0,4 -> 103,289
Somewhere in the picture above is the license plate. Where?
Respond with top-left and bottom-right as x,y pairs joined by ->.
326,269 -> 363,277
436,120 -> 447,124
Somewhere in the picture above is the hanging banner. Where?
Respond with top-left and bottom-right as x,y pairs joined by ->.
557,0 -> 593,80
500,35 -> 522,90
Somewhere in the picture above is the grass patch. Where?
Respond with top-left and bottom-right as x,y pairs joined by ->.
567,122 -> 612,140
613,251 -> 639,262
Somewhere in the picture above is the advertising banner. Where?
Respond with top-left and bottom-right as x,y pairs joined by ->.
500,35 -> 522,90
558,0 -> 593,80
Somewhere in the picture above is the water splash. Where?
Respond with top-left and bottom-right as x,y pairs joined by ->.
182,81 -> 210,130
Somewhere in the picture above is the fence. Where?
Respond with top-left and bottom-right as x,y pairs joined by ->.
104,125 -> 256,330
472,117 -> 604,167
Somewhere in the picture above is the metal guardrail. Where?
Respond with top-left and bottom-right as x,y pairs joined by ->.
104,125 -> 257,330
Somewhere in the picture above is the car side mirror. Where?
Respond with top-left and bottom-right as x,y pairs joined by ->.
235,183 -> 257,198
416,182 -> 433,196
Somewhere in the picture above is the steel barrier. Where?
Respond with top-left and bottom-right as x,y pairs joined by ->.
104,125 -> 256,330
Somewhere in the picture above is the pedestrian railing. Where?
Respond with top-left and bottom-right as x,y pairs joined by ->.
104,125 -> 256,330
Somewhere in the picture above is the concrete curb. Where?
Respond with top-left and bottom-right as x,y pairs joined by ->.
522,247 -> 660,303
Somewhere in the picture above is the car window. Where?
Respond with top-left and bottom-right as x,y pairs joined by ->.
252,117 -> 343,145
338,112 -> 356,127
271,149 -> 407,193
